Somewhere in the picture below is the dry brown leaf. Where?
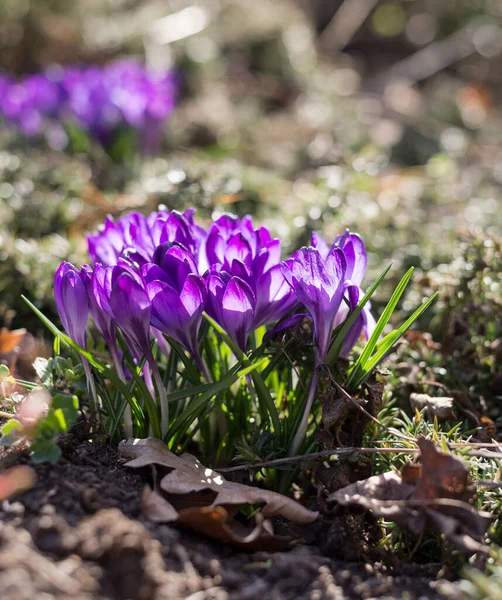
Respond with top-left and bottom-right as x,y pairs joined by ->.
328,437 -> 491,554
412,437 -> 472,502
120,438 -> 318,550
177,506 -> 292,552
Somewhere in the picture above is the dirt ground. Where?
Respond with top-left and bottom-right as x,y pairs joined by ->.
0,438 -> 451,600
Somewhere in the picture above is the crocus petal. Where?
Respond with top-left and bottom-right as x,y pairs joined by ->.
311,232 -> 330,259
149,280 -> 182,335
180,274 -> 207,320
253,264 -> 296,328
281,247 -> 346,362
341,234 -> 367,286
205,273 -> 226,326
109,272 -> 151,359
81,265 -> 116,348
178,274 -> 207,350
148,274 -> 206,353
221,277 -> 255,351
54,262 -> 89,348
362,305 -> 377,339
254,239 -> 281,278
223,234 -> 252,268
155,244 -> 199,284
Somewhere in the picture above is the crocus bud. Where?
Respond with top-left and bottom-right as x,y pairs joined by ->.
281,247 -> 346,363
143,245 -> 207,355
81,265 -> 117,350
206,271 -> 256,352
108,268 -> 152,361
54,262 -> 89,348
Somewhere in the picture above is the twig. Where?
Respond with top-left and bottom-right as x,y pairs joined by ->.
319,0 -> 380,52
372,441 -> 502,450
477,480 -> 502,488
368,22 -> 477,90
419,380 -> 450,392
216,446 -> 420,472
329,376 -> 417,443
216,446 -> 502,473
465,450 -> 502,460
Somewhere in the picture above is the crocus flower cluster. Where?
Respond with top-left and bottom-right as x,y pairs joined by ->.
0,60 -> 176,153
54,209 -> 376,421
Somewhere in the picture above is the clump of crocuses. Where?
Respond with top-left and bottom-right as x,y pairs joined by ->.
54,208 -> 377,450
0,60 -> 176,154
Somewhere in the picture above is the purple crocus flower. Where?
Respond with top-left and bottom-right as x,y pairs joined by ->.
205,270 -> 256,352
143,244 -> 207,357
103,267 -> 153,362
202,214 -> 273,271
202,214 -> 296,331
87,209 -> 203,268
54,262 -> 100,412
1,74 -> 63,136
0,60 -> 176,153
89,261 -> 169,433
61,60 -> 176,151
81,265 -> 117,350
313,230 -> 376,354
54,262 -> 89,348
281,247 -> 347,363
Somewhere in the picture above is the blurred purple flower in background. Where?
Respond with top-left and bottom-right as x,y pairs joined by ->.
2,73 -> 62,136
0,60 -> 177,154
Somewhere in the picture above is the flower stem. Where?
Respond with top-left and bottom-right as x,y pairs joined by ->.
245,373 -> 258,412
193,348 -> 212,383
110,345 -> 133,438
150,358 -> 169,439
288,369 -> 318,457
82,358 -> 98,415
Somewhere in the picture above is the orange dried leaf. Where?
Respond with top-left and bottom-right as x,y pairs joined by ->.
0,328 -> 26,354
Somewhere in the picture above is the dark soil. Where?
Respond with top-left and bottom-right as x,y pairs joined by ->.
0,438 -> 451,600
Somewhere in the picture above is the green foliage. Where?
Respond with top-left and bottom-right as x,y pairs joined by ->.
30,394 -> 79,463
0,419 -> 24,446
457,551 -> 502,600
343,267 -> 438,391
33,356 -> 85,391
0,393 -> 79,463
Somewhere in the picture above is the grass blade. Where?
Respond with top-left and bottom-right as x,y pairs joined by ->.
23,295 -> 150,436
326,262 -> 393,365
346,292 -> 438,390
345,267 -> 414,389
166,358 -> 263,442
203,312 -> 281,432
